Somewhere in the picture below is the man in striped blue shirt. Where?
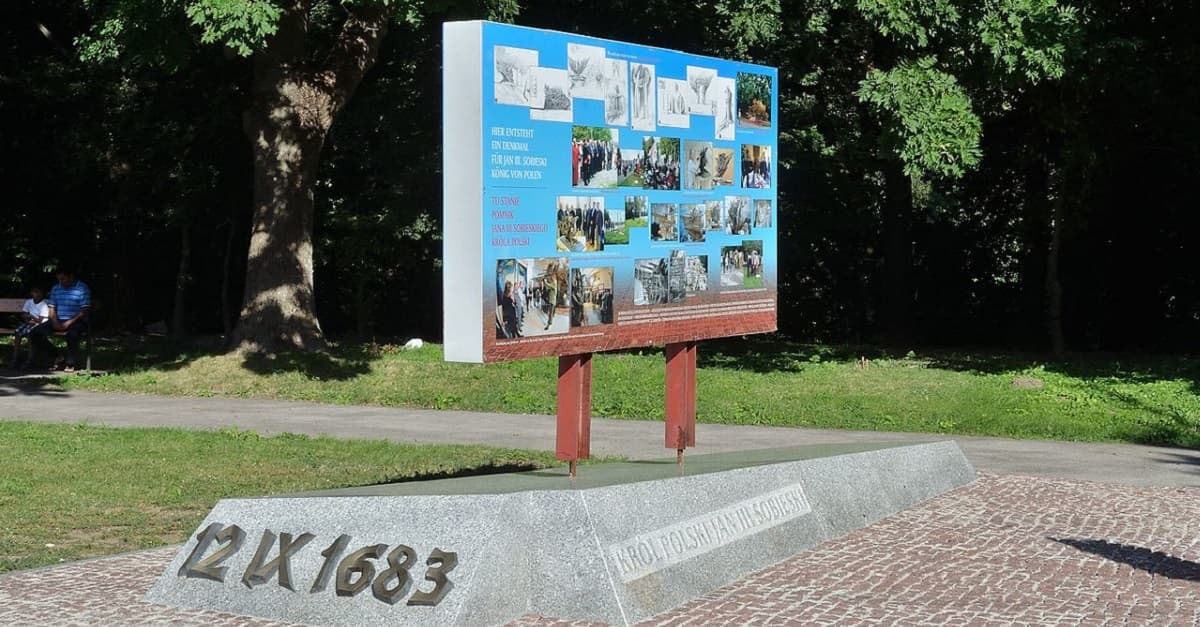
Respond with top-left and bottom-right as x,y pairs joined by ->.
30,269 -> 91,371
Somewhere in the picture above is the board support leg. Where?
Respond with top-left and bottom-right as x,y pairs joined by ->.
557,353 -> 592,484
665,341 -> 697,475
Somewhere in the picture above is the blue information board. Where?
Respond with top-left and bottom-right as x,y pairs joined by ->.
444,21 -> 778,363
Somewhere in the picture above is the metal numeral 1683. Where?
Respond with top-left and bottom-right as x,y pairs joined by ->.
179,523 -> 458,607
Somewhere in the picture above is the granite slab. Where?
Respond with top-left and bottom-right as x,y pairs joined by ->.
145,441 -> 975,625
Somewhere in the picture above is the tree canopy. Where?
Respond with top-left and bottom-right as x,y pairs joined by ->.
2,0 -> 1196,352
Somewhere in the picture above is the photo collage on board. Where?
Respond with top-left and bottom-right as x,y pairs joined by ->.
491,37 -> 774,340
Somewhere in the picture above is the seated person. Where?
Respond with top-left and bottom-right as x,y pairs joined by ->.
30,269 -> 91,372
9,286 -> 50,368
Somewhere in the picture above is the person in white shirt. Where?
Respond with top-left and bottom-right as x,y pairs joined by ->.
10,286 -> 50,368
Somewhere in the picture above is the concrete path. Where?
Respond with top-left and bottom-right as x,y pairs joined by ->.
2,375 -> 1196,487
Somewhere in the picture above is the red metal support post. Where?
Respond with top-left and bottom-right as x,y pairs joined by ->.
556,353 -> 593,480
664,341 -> 697,467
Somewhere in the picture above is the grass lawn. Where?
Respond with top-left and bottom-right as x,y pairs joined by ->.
0,421 -> 560,573
626,217 -> 648,228
605,228 -> 629,245
743,275 -> 764,289
619,172 -> 644,187
54,337 -> 1200,448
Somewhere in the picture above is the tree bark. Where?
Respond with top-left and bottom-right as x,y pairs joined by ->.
228,2 -> 391,352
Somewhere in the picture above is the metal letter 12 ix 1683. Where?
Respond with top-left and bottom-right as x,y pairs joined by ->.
178,523 -> 457,607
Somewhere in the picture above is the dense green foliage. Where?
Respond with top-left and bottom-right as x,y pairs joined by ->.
0,420 -> 558,572
1,0 -> 1197,351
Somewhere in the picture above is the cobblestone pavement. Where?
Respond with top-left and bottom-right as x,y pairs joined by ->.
3,473 -> 1198,626
627,472 -> 1200,626
0,546 -> 299,626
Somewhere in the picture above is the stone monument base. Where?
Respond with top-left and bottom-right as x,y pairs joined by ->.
146,441 -> 974,625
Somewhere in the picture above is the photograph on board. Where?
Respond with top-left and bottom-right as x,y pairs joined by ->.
570,267 -> 614,327
556,195 -> 606,252
712,147 -> 735,186
625,195 -> 649,227
719,241 -> 763,289
496,257 -> 570,338
494,46 -> 541,107
657,78 -> 690,128
572,126 -> 620,189
686,66 -> 718,115
742,240 -> 764,288
568,43 -> 606,99
679,203 -> 707,243
705,199 -> 724,231
754,199 -> 773,228
530,67 -> 573,123
683,140 -> 715,191
737,72 -> 773,129
713,76 -> 736,140
630,63 -> 656,131
633,257 -> 669,306
685,255 -> 709,293
618,149 -> 643,187
725,195 -> 752,235
650,202 -> 679,242
641,136 -> 680,190
667,249 -> 687,302
604,59 -> 628,126
741,144 -> 772,189
605,208 -> 628,245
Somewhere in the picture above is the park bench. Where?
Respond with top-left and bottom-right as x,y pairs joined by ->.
0,298 -> 92,371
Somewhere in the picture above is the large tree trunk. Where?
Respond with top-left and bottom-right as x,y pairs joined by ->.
233,102 -> 328,351
228,2 -> 390,352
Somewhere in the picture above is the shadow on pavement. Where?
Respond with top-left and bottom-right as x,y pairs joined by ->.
0,371 -> 70,397
1051,537 -> 1200,582
1153,451 -> 1200,476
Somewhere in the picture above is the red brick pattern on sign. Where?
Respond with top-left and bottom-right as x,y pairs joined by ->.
483,289 -> 777,363
2,473 -> 1197,625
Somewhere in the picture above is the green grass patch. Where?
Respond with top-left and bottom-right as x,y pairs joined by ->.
743,275 -> 764,289
605,228 -> 629,245
0,421 -> 561,572
55,337 -> 1200,448
619,173 -> 644,187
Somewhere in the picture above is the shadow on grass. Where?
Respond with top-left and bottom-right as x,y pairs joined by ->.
360,461 -> 551,486
1051,538 -> 1200,582
696,335 -> 1199,395
926,350 -> 1200,387
68,335 -> 373,381
693,334 -> 875,374
239,349 -> 370,380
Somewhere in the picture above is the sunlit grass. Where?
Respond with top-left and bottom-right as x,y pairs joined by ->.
0,421 -> 560,573
57,338 -> 1200,448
